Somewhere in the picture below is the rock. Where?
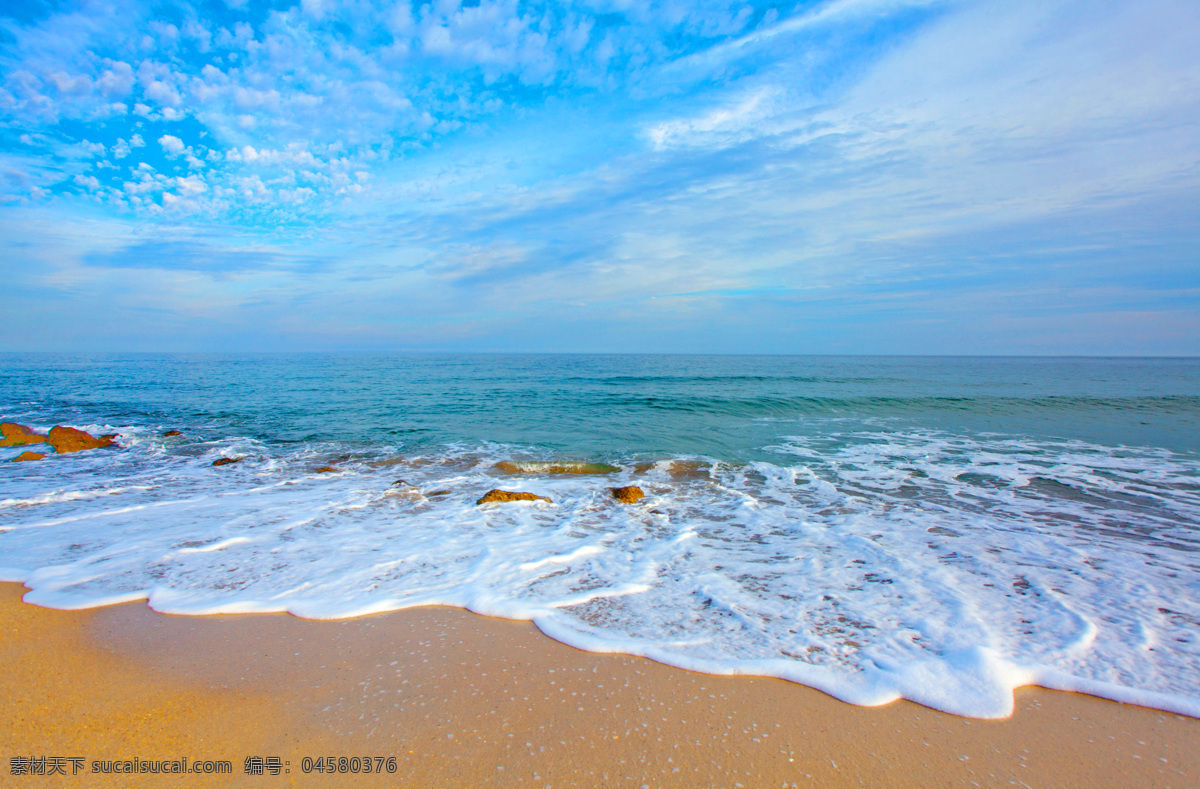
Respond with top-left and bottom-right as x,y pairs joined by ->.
0,423 -> 47,447
47,426 -> 114,454
495,461 -> 619,475
367,457 -> 407,468
427,489 -> 451,497
100,433 -> 120,441
476,489 -> 552,505
315,466 -> 337,473
13,451 -> 46,462
212,457 -> 241,467
610,485 -> 645,503
667,460 -> 710,481
163,430 -> 182,437
385,481 -> 424,501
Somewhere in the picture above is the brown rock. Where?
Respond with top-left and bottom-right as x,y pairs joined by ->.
212,457 -> 241,467
667,460 -> 710,481
427,489 -> 451,497
163,430 -> 182,437
13,451 -> 46,462
100,433 -> 120,441
0,423 -> 47,447
315,466 -> 337,473
476,489 -> 553,505
47,426 -> 114,454
610,485 -> 645,504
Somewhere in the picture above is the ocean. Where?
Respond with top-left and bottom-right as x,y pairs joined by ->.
2,353 -> 1198,718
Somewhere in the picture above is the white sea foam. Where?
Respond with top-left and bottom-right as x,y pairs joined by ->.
1,427 -> 1198,718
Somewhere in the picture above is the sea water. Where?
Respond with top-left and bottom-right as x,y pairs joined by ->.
1,354 -> 1197,719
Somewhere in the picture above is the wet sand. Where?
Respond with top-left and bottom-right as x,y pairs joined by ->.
2,582 -> 1196,787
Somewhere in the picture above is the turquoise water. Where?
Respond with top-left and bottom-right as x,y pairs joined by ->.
2,354 -> 1198,718
3,354 -> 1197,456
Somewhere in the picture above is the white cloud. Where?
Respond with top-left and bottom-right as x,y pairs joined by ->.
96,61 -> 135,97
171,174 -> 207,196
159,134 -> 185,155
301,0 -> 329,20
646,88 -> 782,150
74,174 -> 100,190
144,80 -> 181,106
50,71 -> 91,95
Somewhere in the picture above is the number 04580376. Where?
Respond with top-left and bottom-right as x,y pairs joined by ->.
300,756 -> 397,774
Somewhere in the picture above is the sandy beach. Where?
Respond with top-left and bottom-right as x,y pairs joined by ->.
2,582 -> 1195,787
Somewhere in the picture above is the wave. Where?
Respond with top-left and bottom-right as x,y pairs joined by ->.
2,421 -> 1198,719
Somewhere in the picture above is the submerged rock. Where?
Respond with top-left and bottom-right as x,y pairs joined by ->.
13,451 -> 45,462
163,430 -> 182,437
610,485 -> 645,503
385,480 -> 424,501
367,457 -> 407,468
667,460 -> 711,481
315,466 -> 337,473
476,489 -> 552,505
212,457 -> 241,467
47,426 -> 114,454
0,423 -> 47,447
495,460 -> 619,475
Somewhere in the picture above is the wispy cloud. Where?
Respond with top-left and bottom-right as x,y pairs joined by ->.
1,0 -> 1197,353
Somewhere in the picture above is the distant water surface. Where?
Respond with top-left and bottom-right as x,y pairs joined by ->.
2,354 -> 1198,718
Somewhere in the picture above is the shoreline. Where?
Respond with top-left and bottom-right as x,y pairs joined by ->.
3,582 -> 1197,786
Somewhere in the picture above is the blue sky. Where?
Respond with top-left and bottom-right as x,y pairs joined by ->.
2,0 -> 1197,354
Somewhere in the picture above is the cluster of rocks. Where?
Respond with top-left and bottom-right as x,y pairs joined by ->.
475,485 -> 644,506
3,423 -> 203,463
3,422 -> 117,462
477,461 -> 647,505
5,421 -> 648,506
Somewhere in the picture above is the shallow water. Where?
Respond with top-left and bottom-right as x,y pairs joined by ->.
2,353 -> 1198,718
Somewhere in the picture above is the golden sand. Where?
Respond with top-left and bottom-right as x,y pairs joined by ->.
2,582 -> 1195,787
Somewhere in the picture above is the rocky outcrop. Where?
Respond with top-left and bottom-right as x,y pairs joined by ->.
610,485 -> 645,503
13,451 -> 45,462
476,489 -> 552,505
163,430 -> 182,437
315,466 -> 336,473
212,457 -> 241,467
1,423 -> 47,447
47,426 -> 114,454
